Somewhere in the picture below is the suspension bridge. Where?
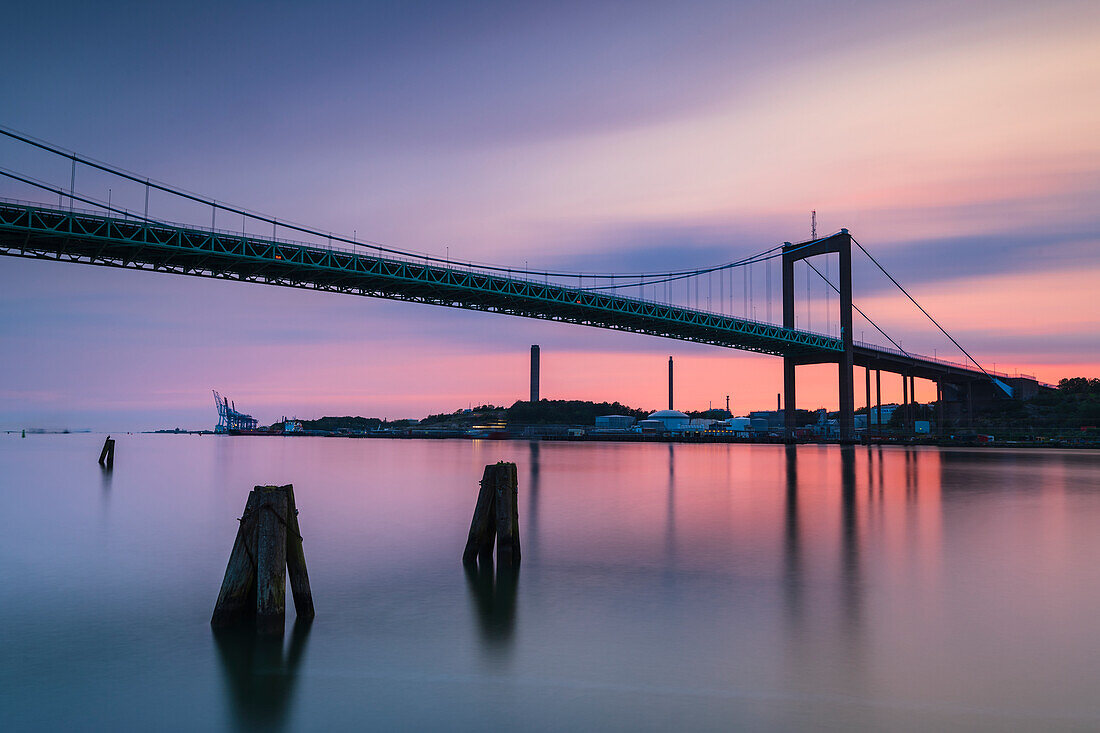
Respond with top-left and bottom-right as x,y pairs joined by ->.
0,128 -> 1040,441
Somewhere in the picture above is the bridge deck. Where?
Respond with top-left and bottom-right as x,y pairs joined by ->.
0,202 -> 841,358
0,202 -> 1015,386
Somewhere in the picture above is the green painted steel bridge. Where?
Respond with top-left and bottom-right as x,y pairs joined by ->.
0,201 -> 842,359
0,198 -> 1039,442
0,126 -> 1046,441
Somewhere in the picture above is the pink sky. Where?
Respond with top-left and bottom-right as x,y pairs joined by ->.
1,1 -> 1098,429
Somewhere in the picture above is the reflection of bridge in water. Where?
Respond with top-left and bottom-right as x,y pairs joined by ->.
0,128 -> 1042,439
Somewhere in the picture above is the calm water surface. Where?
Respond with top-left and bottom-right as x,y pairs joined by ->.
2,435 -> 1099,731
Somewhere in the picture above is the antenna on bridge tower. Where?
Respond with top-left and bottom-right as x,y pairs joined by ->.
811,210 -> 817,240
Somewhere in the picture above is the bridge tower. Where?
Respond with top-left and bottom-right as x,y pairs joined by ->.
782,229 -> 855,442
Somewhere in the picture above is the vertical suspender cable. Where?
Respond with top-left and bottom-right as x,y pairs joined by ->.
766,258 -> 772,323
720,265 -> 724,315
749,262 -> 754,319
805,259 -> 909,357
806,262 -> 811,331
743,267 -> 747,317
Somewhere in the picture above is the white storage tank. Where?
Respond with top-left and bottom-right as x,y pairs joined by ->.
750,417 -> 771,433
647,409 -> 690,432
724,417 -> 751,434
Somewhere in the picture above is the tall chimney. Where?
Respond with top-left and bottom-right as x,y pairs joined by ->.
668,356 -> 674,411
530,345 -> 540,402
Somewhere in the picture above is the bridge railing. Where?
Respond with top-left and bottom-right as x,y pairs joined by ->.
3,199 -> 1044,374
37,198 -> 1074,366
853,339 -> 1035,380
2,197 -> 827,334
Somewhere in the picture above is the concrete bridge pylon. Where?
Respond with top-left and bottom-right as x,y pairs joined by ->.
782,230 -> 855,442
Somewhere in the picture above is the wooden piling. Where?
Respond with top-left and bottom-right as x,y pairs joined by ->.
98,436 -> 115,468
212,484 -> 313,633
283,484 -> 315,621
463,465 -> 499,566
211,490 -> 261,628
254,487 -> 289,636
462,462 -> 520,568
493,463 -> 521,568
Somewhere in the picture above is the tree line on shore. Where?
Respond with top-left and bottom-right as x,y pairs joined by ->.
271,377 -> 1098,437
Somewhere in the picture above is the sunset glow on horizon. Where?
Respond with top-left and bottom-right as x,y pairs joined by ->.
1,0 -> 1098,429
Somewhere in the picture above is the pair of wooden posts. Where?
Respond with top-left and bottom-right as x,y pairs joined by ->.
211,485 -> 314,635
210,466 -> 512,634
462,462 -> 521,568
98,436 -> 115,469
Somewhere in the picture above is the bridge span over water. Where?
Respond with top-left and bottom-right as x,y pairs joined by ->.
0,201 -> 1035,440
0,128 -> 1039,441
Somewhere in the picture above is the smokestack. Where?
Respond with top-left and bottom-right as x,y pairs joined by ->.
530,345 -> 540,402
777,392 -> 781,411
668,356 -> 674,411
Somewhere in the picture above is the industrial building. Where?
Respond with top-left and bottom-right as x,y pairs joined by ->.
595,415 -> 636,430
722,417 -> 753,436
645,409 -> 691,433
869,404 -> 899,425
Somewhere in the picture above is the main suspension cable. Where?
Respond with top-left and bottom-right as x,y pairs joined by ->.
0,125 -> 813,282
852,237 -> 990,377
0,168 -> 159,224
0,164 -> 828,323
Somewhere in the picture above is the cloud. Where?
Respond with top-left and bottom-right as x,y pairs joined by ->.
3,0 -> 1100,428
851,228 -> 1100,294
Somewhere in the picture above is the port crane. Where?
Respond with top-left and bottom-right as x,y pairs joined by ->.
212,390 -> 258,433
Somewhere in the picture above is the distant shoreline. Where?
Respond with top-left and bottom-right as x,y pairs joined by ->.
126,430 -> 1099,449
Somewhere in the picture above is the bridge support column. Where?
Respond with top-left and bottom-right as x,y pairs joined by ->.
875,370 -> 882,437
784,360 -> 796,440
781,230 -> 854,442
936,381 -> 944,435
783,242 -> 796,440
902,372 -> 909,435
910,375 -> 916,427
864,367 -> 871,441
837,231 -> 855,442
966,382 -> 974,428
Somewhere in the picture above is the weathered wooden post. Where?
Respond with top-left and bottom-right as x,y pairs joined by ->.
463,465 -> 499,566
494,462 -> 521,568
211,490 -> 261,629
98,436 -> 115,468
284,485 -> 315,621
212,484 -> 313,635
255,487 -> 289,635
463,462 -> 520,568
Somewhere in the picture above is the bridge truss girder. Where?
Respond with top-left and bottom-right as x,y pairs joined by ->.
0,201 -> 1013,429
0,203 -> 842,359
